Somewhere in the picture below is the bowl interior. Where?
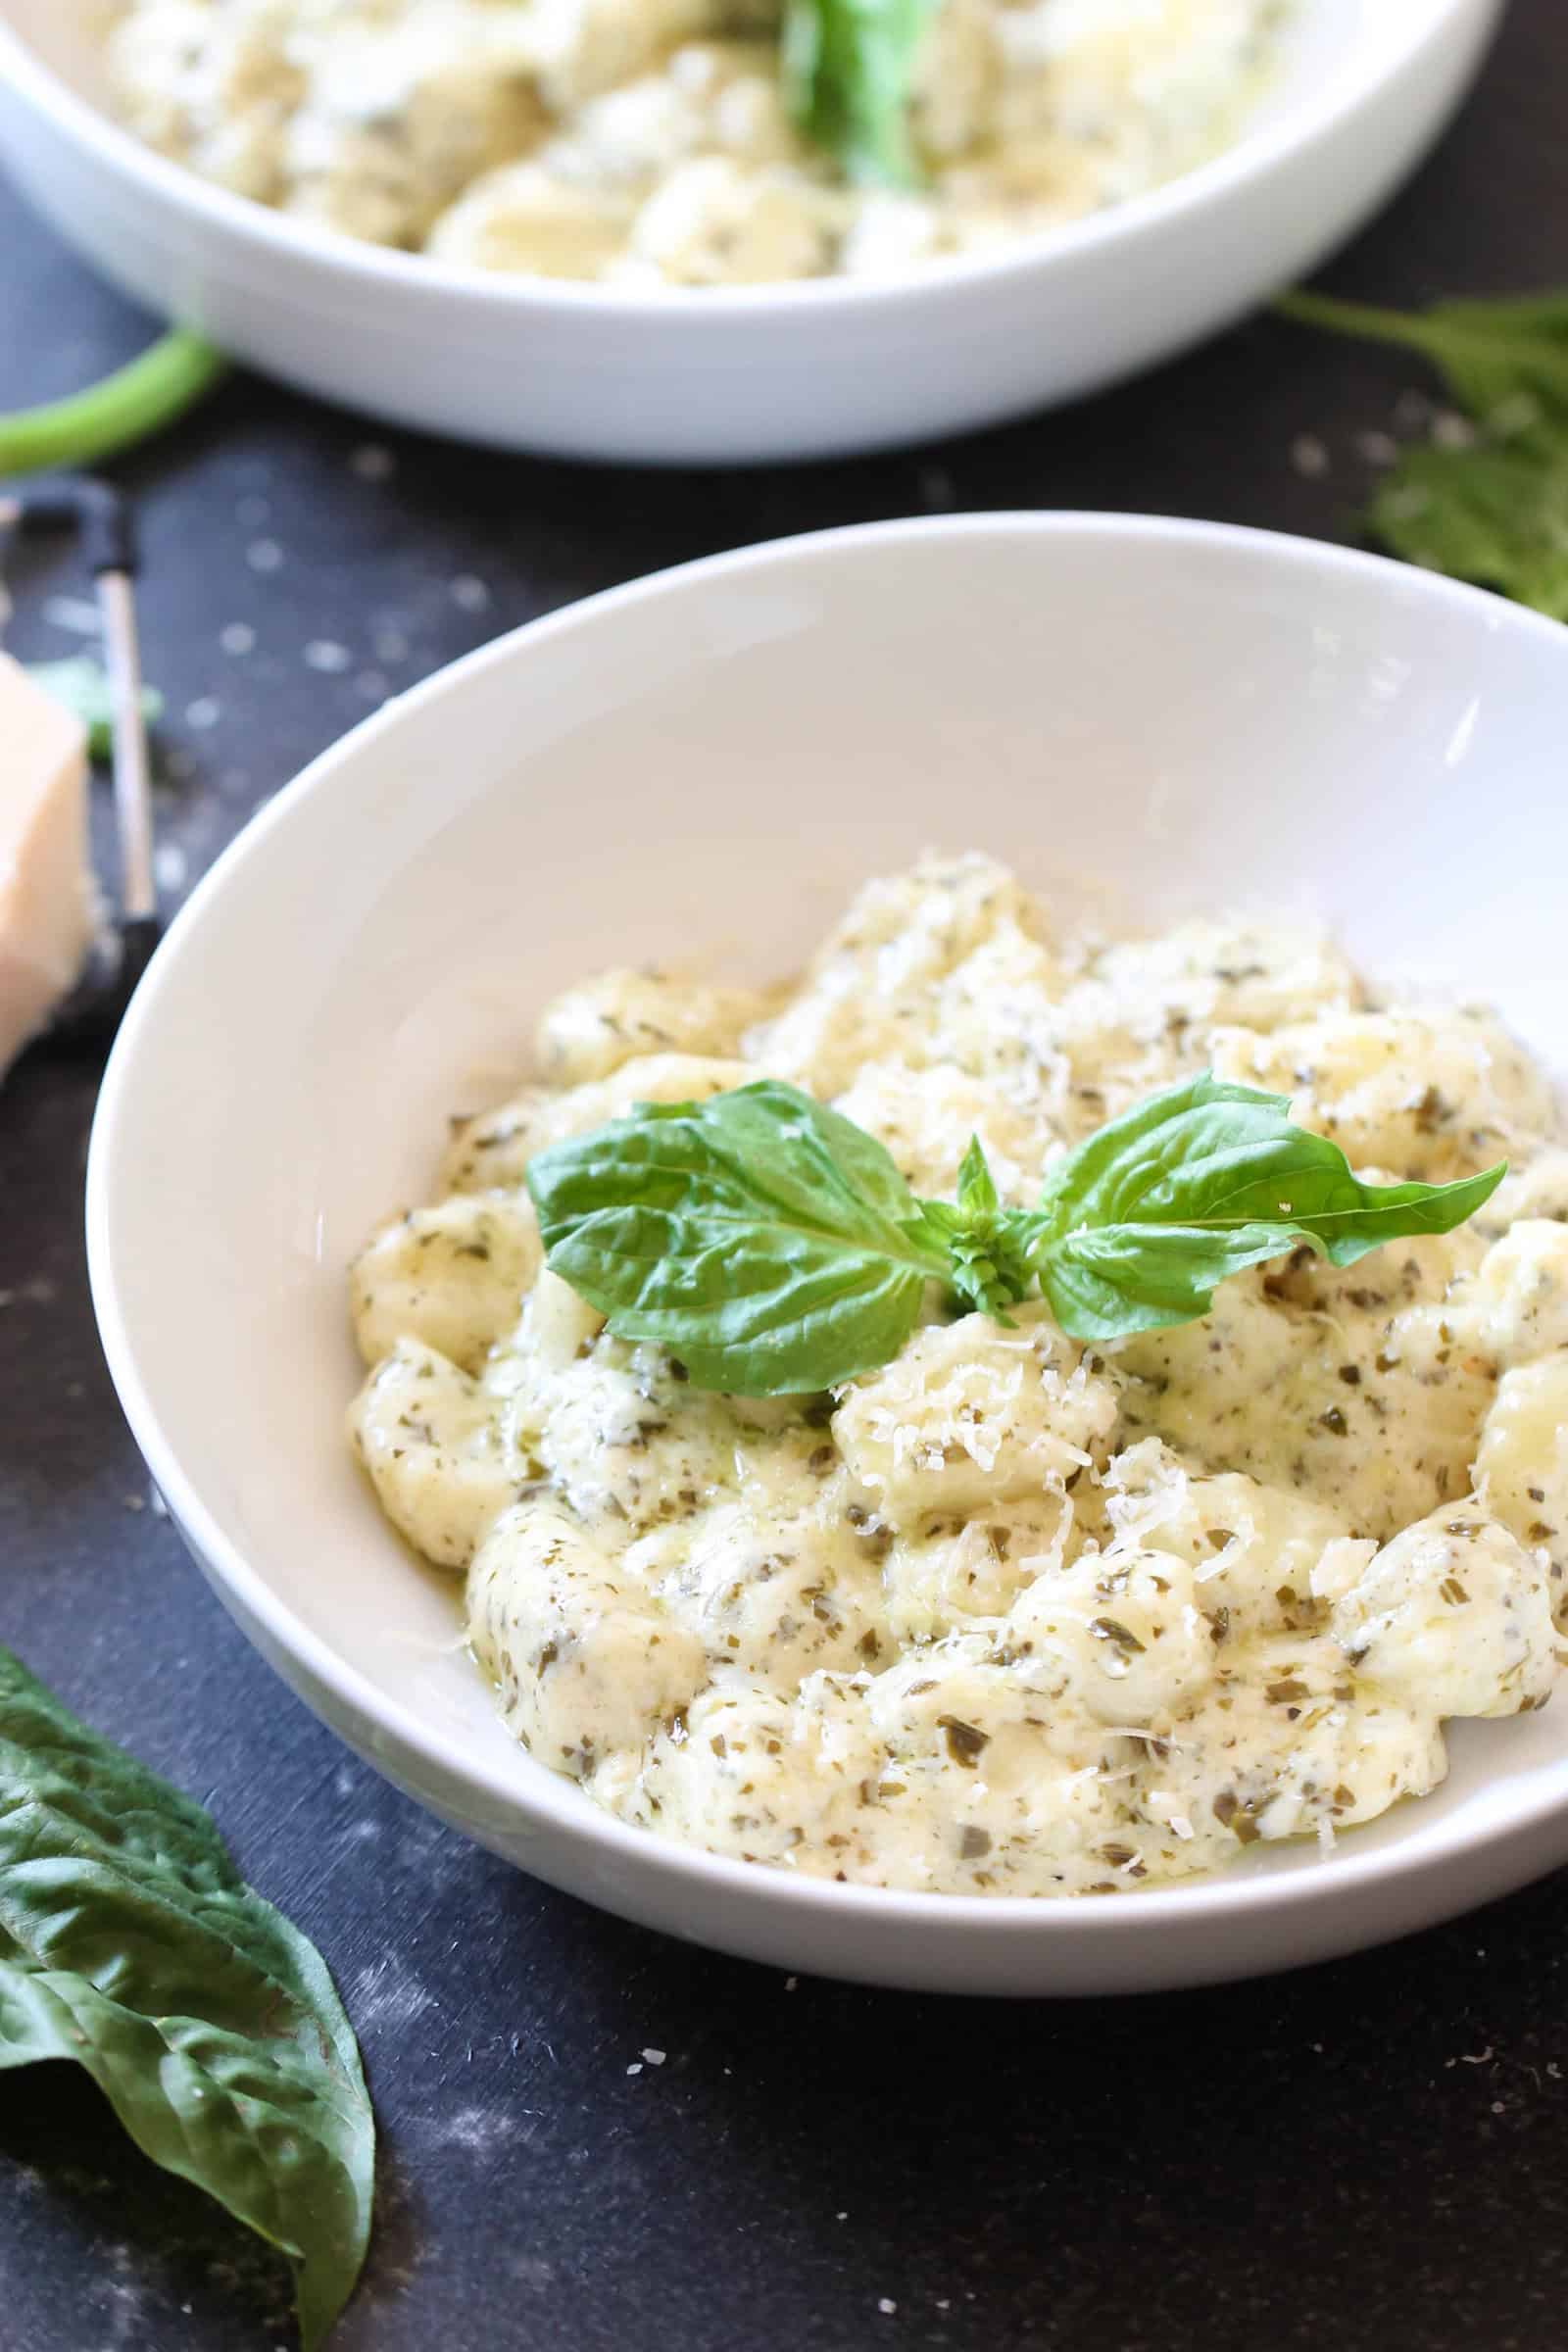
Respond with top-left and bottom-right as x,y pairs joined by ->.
6,0 -> 1454,220
91,514 -> 1568,1899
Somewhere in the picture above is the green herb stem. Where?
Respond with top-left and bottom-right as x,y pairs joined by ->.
1276,289 -> 1461,361
1279,290 -> 1568,401
0,328 -> 226,479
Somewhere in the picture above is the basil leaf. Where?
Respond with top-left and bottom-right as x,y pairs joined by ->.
1033,1072 -> 1505,1338
27,657 -> 163,759
1365,433 -> 1568,622
0,1649 -> 373,2350
528,1079 -> 949,1395
782,0 -> 936,188
1279,287 -> 1568,618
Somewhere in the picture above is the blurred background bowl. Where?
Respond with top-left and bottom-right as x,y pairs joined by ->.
0,0 -> 1505,463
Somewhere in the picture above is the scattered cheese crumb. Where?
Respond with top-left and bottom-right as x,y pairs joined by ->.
641,2047 -> 666,2065
220,622 -> 257,657
246,539 -> 284,573
878,2298 -> 898,2317
41,594 -> 101,637
1290,433 -> 1330,478
185,697 -> 220,730
305,640 -> 353,674
451,575 -> 491,613
625,2062 -> 643,2076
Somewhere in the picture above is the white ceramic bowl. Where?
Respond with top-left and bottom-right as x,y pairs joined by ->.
88,514 -> 1568,1993
1,0 -> 1503,464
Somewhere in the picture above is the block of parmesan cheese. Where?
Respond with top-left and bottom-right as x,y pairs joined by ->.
0,652 -> 95,1076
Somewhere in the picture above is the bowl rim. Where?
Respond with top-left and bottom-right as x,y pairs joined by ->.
86,510 -> 1568,1949
3,0 -> 1494,322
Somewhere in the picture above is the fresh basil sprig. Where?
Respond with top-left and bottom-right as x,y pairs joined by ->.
782,0 -> 937,188
528,1073 -> 1504,1393
0,1649 -> 373,2350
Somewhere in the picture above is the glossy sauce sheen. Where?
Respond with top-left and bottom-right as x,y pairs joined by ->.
347,855 -> 1568,1894
107,0 -> 1281,287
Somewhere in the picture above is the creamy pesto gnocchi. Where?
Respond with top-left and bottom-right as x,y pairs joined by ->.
347,853 -> 1568,1896
107,0 -> 1282,288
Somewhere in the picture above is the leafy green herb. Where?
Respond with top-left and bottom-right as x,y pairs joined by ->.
0,329 -> 224,480
1025,1072 -> 1504,1341
782,0 -> 937,188
528,1074 -> 1504,1391
1279,287 -> 1568,618
27,656 -> 163,759
0,1648 -> 373,2349
528,1080 -> 954,1394
913,1137 -> 1036,1322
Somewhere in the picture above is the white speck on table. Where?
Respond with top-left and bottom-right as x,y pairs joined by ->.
220,622 -> 257,656
247,539 -> 284,573
305,639 -> 353,673
42,593 -> 101,637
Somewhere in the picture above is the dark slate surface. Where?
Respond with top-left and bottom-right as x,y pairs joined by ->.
3,7 -> 1567,2346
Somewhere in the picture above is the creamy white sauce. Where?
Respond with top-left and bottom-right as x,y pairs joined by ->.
347,853 -> 1567,1894
107,0 -> 1283,286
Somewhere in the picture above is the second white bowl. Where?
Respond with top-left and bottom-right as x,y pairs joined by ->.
0,0 -> 1502,463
